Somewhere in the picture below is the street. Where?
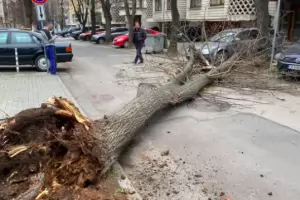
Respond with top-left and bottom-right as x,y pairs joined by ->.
58,40 -> 300,200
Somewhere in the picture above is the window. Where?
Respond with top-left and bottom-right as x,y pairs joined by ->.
11,32 -> 33,44
0,32 -> 8,44
210,0 -> 224,6
167,0 -> 171,10
155,0 -> 162,11
249,30 -> 259,39
236,30 -> 251,40
32,35 -> 44,44
190,0 -> 201,8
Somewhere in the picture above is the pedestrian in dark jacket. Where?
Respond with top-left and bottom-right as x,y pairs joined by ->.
133,21 -> 147,64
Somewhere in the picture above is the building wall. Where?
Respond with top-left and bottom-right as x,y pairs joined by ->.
149,0 -> 278,23
186,0 -> 229,21
153,0 -> 187,22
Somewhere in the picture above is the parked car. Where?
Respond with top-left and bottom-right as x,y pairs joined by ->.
91,27 -> 128,44
187,28 -> 283,65
277,43 -> 300,76
57,27 -> 80,37
71,29 -> 83,40
0,29 -> 73,71
79,28 -> 105,41
113,28 -> 160,48
71,26 -> 101,40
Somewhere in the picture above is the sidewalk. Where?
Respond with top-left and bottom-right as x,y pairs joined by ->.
0,72 -> 142,200
0,72 -> 77,118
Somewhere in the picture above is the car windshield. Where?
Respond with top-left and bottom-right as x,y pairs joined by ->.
209,30 -> 238,42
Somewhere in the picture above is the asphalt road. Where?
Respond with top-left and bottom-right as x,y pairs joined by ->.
60,40 -> 300,200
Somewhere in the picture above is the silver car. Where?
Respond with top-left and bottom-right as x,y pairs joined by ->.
188,28 -> 283,65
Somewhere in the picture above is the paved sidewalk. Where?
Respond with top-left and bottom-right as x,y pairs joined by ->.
0,72 -> 78,118
0,71 -> 142,200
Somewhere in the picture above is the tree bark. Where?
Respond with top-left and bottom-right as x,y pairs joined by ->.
60,0 -> 65,30
100,0 -> 112,42
167,0 -> 180,55
23,0 -> 35,26
124,0 -> 137,48
91,0 -> 96,35
254,0 -> 269,38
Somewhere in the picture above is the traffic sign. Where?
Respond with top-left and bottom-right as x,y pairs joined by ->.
32,0 -> 47,5
36,5 -> 46,21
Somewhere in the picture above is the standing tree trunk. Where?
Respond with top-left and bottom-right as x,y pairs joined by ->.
167,0 -> 180,55
100,0 -> 112,42
254,0 -> 269,38
23,0 -> 35,27
91,0 -> 96,35
124,0 -> 137,48
60,0 -> 65,30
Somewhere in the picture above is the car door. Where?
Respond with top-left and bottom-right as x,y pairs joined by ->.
7,32 -> 38,65
0,31 -> 9,65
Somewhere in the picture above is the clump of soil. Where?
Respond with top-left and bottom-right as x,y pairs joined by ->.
0,97 -> 127,200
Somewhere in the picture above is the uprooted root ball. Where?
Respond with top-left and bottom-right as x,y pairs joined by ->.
0,97 -> 105,200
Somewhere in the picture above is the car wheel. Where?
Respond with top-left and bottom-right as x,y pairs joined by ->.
97,38 -> 105,44
215,50 -> 229,66
35,55 -> 48,72
123,41 -> 129,48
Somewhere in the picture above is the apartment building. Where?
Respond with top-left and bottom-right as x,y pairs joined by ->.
145,0 -> 300,41
146,0 -> 277,32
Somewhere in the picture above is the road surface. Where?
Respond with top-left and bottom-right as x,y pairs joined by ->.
60,40 -> 300,200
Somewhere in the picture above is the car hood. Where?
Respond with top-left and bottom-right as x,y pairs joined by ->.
195,41 -> 227,51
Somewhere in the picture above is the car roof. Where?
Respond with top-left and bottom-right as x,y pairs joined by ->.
0,29 -> 29,32
222,28 -> 259,33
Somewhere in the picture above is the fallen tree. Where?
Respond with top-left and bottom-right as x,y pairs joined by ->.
0,40 -> 267,199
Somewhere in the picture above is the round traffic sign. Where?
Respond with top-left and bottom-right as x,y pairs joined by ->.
32,0 -> 47,4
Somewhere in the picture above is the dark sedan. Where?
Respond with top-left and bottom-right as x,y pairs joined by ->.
277,43 -> 300,76
0,29 -> 73,71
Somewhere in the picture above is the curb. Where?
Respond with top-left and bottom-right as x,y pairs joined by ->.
56,75 -> 142,200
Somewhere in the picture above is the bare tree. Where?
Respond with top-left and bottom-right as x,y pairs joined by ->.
70,0 -> 90,31
100,0 -> 112,42
124,0 -> 137,47
167,0 -> 180,55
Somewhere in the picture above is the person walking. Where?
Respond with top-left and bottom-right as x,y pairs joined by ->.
133,21 -> 147,64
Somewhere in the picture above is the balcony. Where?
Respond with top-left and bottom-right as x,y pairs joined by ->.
227,0 -> 256,21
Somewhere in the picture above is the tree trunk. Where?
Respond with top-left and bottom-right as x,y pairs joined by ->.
23,0 -> 34,26
100,0 -> 112,42
167,0 -> 180,55
60,0 -> 65,30
91,0 -> 96,35
89,52 -> 215,175
254,0 -> 269,38
124,0 -> 136,48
